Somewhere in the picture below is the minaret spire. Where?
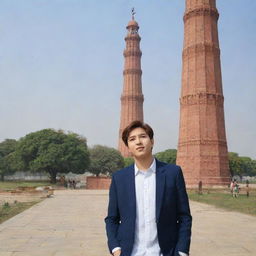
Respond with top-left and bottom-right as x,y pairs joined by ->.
176,0 -> 230,186
118,11 -> 144,157
131,7 -> 136,20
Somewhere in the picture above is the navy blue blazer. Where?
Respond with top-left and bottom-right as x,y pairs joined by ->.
105,159 -> 192,256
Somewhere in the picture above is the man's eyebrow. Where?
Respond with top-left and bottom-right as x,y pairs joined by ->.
128,133 -> 147,138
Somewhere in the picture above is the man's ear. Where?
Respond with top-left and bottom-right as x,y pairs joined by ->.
151,138 -> 154,149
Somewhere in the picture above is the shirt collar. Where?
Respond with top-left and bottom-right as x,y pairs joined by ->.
134,158 -> 156,176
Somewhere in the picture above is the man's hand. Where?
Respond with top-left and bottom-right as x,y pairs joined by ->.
112,249 -> 121,256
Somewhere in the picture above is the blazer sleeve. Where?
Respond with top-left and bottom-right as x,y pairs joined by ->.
104,174 -> 121,253
175,167 -> 192,254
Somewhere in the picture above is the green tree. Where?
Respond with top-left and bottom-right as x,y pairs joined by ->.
0,139 -> 18,181
124,157 -> 134,167
250,160 -> 256,176
228,152 -> 256,177
228,152 -> 241,177
240,156 -> 255,176
155,149 -> 177,164
15,129 -> 90,183
89,145 -> 124,177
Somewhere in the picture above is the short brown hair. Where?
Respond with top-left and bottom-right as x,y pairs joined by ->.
122,120 -> 154,146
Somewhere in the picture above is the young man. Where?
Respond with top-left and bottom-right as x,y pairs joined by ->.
105,121 -> 192,256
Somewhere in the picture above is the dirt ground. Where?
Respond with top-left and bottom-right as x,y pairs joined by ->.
0,191 -> 50,205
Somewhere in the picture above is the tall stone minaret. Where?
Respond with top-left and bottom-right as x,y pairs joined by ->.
176,0 -> 230,186
118,9 -> 144,157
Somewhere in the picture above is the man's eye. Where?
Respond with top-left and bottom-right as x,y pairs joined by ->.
129,138 -> 135,141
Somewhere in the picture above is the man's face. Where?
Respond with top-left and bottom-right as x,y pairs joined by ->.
127,127 -> 154,159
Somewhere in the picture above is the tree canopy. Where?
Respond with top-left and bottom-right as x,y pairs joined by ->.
154,149 -> 177,164
229,152 -> 256,177
0,139 -> 18,181
124,157 -> 134,167
14,129 -> 90,183
89,145 -> 124,176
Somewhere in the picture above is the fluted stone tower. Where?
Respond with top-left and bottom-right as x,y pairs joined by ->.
176,0 -> 230,186
118,11 -> 144,157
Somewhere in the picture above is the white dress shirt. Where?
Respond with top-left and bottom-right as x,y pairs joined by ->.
131,158 -> 161,256
112,159 -> 188,256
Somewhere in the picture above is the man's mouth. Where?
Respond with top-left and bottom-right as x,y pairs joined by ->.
136,147 -> 144,151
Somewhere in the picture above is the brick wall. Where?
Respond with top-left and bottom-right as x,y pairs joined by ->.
86,176 -> 111,190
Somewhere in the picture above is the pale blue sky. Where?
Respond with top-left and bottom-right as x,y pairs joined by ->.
0,0 -> 255,158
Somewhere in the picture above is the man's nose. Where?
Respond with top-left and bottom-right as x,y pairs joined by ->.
135,137 -> 142,144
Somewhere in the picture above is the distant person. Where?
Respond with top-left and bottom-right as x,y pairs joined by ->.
233,180 -> 239,198
72,180 -> 76,189
246,180 -> 250,197
198,180 -> 203,195
67,180 -> 71,189
230,180 -> 234,194
105,120 -> 192,256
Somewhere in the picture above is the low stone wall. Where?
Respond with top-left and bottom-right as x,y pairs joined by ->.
86,176 -> 111,190
0,187 -> 54,205
5,171 -> 48,181
0,191 -> 45,205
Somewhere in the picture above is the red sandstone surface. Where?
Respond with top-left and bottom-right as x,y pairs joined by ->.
176,0 -> 230,186
118,15 -> 144,157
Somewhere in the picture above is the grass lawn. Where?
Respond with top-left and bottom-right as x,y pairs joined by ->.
0,181 -> 52,191
0,200 -> 41,224
188,190 -> 256,216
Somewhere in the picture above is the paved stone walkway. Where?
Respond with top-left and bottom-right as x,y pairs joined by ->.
0,190 -> 255,256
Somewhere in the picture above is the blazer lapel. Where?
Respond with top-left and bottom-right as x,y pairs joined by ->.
127,165 -> 136,218
156,160 -> 166,221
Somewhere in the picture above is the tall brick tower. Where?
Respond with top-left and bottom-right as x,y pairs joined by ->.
118,10 -> 144,157
176,0 -> 230,186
